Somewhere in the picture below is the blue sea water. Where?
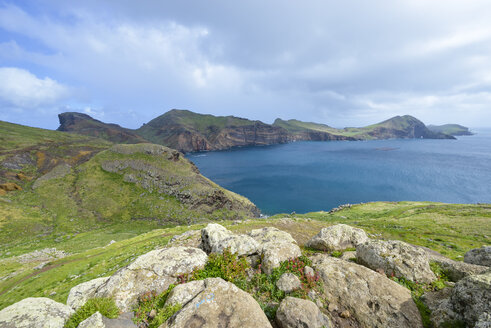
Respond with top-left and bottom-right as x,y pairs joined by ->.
188,130 -> 491,215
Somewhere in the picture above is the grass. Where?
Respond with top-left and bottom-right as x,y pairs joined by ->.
133,285 -> 181,328
64,297 -> 119,328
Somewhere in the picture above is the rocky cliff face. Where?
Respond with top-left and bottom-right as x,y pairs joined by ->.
57,112 -> 147,144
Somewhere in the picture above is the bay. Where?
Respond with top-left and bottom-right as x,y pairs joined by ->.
188,130 -> 491,215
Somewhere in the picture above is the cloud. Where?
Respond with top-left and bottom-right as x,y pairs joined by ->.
0,67 -> 69,109
0,1 -> 491,128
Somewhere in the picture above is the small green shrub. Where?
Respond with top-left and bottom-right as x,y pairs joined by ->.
64,297 -> 119,328
331,251 -> 343,258
133,285 -> 180,328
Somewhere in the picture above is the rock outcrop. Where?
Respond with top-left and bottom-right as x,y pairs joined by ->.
464,246 -> 491,267
275,296 -> 331,328
162,278 -> 272,328
201,223 -> 259,256
426,251 -> 488,281
67,277 -> 110,310
306,224 -> 369,252
311,255 -> 423,328
249,227 -> 302,274
0,297 -> 74,328
356,239 -> 437,283
93,246 -> 207,311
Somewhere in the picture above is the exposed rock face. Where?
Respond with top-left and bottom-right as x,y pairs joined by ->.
421,288 -> 457,327
427,251 -> 488,281
475,312 -> 491,328
464,246 -> 491,267
0,297 -> 74,328
356,239 -> 437,283
276,273 -> 302,293
201,223 -> 259,256
32,163 -> 71,189
275,296 -> 331,328
58,112 -> 147,144
66,277 -> 110,310
451,271 -> 491,327
306,224 -> 369,252
249,227 -> 302,274
94,247 -> 207,312
162,278 -> 272,328
78,311 -> 105,328
311,255 -> 423,328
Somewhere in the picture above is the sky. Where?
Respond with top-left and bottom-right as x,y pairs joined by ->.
1,1 -> 491,130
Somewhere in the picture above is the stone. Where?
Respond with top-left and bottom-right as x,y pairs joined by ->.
340,310 -> 350,318
162,278 -> 272,328
464,246 -> 491,267
304,265 -> 315,277
166,280 -> 206,307
0,297 -> 74,328
275,296 -> 331,328
356,239 -> 437,283
311,254 -> 423,328
78,311 -> 105,328
421,288 -> 457,327
475,313 -> 491,328
276,273 -> 302,293
67,277 -> 110,310
249,227 -> 301,274
95,247 -> 207,312
451,270 -> 491,327
0,183 -> 22,192
201,224 -> 258,256
306,224 -> 369,252
339,251 -> 357,262
427,252 -> 488,282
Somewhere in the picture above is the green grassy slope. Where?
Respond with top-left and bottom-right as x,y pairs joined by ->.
427,124 -> 473,136
0,201 -> 488,310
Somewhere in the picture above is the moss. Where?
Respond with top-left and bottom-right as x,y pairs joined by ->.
64,297 -> 119,328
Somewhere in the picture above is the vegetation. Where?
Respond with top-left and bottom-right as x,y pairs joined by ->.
64,297 -> 119,328
133,285 -> 181,328
427,124 -> 472,136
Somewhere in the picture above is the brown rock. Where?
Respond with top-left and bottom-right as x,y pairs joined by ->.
16,173 -> 31,181
340,310 -> 351,318
0,183 -> 22,192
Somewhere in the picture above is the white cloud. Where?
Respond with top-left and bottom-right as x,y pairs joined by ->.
0,67 -> 69,109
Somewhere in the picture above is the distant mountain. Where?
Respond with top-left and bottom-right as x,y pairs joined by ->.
56,110 -> 455,152
427,124 -> 473,136
136,109 -> 290,152
57,112 -> 147,144
274,115 -> 455,141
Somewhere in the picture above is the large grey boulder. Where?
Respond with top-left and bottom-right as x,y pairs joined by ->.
311,255 -> 423,328
275,296 -> 331,328
421,288 -> 457,327
451,270 -> 491,327
249,227 -> 302,274
94,247 -> 207,312
276,273 -> 301,293
475,312 -> 491,328
66,277 -> 110,310
161,278 -> 272,328
201,224 -> 258,256
464,246 -> 491,267
306,224 -> 369,252
356,239 -> 437,283
427,253 -> 487,282
0,297 -> 74,328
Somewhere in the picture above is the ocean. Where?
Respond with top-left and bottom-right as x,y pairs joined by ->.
188,130 -> 491,215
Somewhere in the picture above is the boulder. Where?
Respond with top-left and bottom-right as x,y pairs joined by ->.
339,251 -> 357,262
306,224 -> 369,252
475,312 -> 491,328
464,246 -> 491,267
78,311 -> 137,328
421,288 -> 457,327
201,224 -> 258,256
249,227 -> 302,274
67,277 -> 110,310
95,247 -> 207,312
356,240 -> 437,283
276,273 -> 302,293
275,296 -> 331,328
0,297 -> 74,328
451,270 -> 491,327
311,255 -> 423,328
162,278 -> 272,328
166,280 -> 206,306
428,254 -> 488,282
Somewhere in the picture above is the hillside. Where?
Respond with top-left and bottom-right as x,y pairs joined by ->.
0,122 -> 259,258
274,115 -> 455,140
57,112 -> 147,144
427,124 -> 473,136
0,201 -> 489,327
136,109 -> 290,152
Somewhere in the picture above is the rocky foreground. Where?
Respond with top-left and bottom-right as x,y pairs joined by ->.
0,224 -> 489,328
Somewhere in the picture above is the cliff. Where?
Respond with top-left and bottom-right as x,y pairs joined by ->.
427,124 -> 473,136
57,112 -> 147,144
